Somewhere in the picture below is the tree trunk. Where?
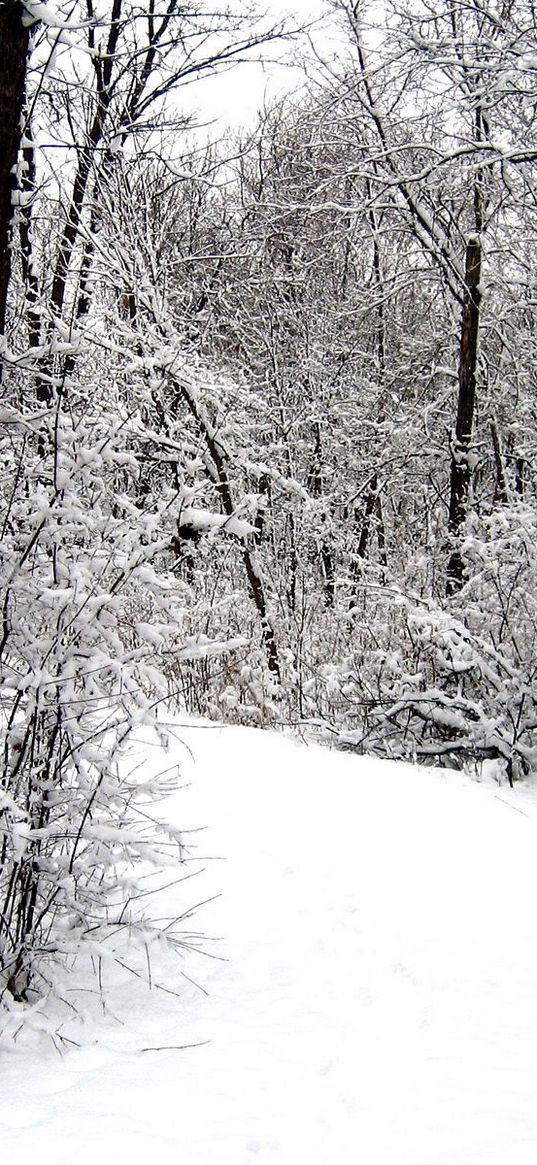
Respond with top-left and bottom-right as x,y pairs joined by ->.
446,234 -> 482,594
308,421 -> 335,608
350,472 -> 387,602
0,2 -> 31,334
490,420 -> 509,506
18,132 -> 41,348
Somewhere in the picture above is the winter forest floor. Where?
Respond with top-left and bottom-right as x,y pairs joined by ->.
2,721 -> 537,1164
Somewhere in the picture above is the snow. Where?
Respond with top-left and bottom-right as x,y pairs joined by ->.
179,505 -> 257,539
3,721 -> 537,1163
21,1 -> 90,30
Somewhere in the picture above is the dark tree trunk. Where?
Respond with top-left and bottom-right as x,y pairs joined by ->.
349,472 -> 387,604
0,2 -> 31,334
308,421 -> 336,608
18,132 -> 41,348
446,234 -> 482,594
515,458 -> 525,498
490,420 -> 509,506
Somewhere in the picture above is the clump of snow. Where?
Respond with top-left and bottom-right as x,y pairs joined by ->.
179,505 -> 256,539
2,721 -> 537,1164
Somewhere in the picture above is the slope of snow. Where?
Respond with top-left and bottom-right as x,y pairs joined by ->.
2,721 -> 537,1164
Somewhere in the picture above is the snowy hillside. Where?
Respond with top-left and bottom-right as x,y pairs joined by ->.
3,722 -> 537,1165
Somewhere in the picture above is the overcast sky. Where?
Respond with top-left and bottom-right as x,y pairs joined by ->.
184,0 -> 342,132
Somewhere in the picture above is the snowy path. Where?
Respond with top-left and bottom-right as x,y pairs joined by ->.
3,723 -> 537,1164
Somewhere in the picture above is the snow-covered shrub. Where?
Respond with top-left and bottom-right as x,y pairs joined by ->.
0,376 -> 189,1010
321,504 -> 537,781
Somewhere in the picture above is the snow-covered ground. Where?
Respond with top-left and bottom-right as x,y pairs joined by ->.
3,721 -> 537,1164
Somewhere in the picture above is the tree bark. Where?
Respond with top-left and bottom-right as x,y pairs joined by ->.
446,234 -> 482,594
0,1 -> 31,334
349,472 -> 387,602
308,421 -> 336,608
490,420 -> 509,506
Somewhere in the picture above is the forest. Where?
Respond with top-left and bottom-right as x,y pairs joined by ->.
1,0 -> 536,1006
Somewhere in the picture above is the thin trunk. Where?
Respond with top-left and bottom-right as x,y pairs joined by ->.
375,492 -> 387,579
321,546 -> 335,607
366,184 -> 385,379
490,420 -> 509,506
351,472 -> 387,596
0,2 -> 31,334
515,458 -> 525,498
308,421 -> 335,608
287,512 -> 298,613
446,233 -> 482,594
446,96 -> 488,594
357,476 -> 379,561
272,382 -> 299,611
19,134 -> 41,348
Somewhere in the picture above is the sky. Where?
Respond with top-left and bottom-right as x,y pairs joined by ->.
183,0 -> 343,131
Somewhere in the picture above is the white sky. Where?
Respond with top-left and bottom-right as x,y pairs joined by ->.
183,0 -> 342,131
